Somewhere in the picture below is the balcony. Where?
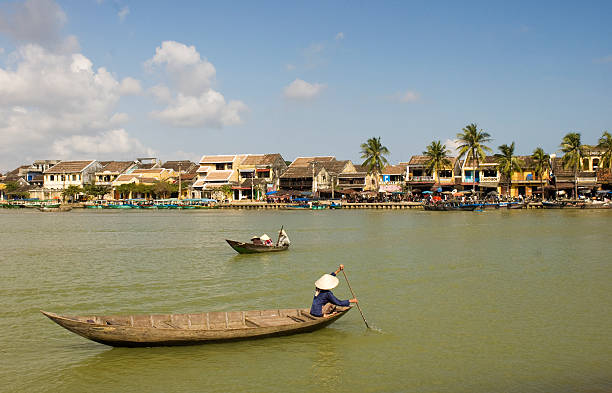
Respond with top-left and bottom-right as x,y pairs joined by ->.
408,176 -> 434,182
438,177 -> 454,184
480,176 -> 499,183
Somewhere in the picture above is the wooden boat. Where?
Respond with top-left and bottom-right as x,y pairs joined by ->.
41,307 -> 351,347
38,205 -> 72,212
423,202 -> 478,211
225,239 -> 289,254
507,202 -> 525,209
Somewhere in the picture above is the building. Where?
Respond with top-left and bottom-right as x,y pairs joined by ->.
191,155 -> 247,200
458,157 -> 500,193
161,161 -> 199,199
378,165 -> 406,193
37,160 -> 101,200
405,156 -> 458,192
502,156 -> 550,197
337,164 -> 373,192
95,161 -> 139,185
235,154 -> 287,200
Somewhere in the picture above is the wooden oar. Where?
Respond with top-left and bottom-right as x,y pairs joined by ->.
341,270 -> 370,329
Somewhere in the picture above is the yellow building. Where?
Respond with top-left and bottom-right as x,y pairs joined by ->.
504,156 -> 550,197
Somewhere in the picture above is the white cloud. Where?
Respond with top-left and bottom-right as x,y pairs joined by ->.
394,90 -> 420,103
283,78 -> 326,100
444,138 -> 461,156
52,129 -> 153,157
594,54 -> 612,64
118,6 -> 129,22
285,63 -> 296,71
335,32 -> 344,41
152,91 -> 247,128
119,77 -> 142,95
0,0 -> 70,51
0,44 -> 144,168
145,41 -> 247,127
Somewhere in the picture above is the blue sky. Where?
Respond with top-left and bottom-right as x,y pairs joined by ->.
0,0 -> 611,171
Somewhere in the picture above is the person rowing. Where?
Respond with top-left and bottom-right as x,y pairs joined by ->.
310,264 -> 358,317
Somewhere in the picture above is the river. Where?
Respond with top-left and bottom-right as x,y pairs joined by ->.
1,209 -> 610,392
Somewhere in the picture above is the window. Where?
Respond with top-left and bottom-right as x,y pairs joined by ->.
61,175 -> 65,181
216,163 -> 225,170
50,175 -> 54,181
583,158 -> 589,170
593,158 -> 600,170
438,170 -> 452,178
227,163 -> 233,169
72,175 -> 76,181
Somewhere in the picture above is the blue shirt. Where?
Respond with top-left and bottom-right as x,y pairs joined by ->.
309,272 -> 350,317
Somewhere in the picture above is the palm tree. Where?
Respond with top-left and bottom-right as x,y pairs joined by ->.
495,142 -> 522,197
531,147 -> 550,200
597,131 -> 612,169
560,132 -> 584,199
456,123 -> 492,193
423,140 -> 451,189
360,137 -> 390,191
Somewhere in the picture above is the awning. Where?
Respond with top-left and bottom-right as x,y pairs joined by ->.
256,168 -> 270,172
232,186 -> 251,190
266,190 -> 278,195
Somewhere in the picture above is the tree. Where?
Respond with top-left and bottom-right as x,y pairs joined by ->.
84,184 -> 110,200
495,142 -> 522,197
360,136 -> 390,191
115,183 -> 136,199
423,140 -> 451,189
4,181 -> 30,199
531,147 -> 550,200
456,123 -> 492,192
597,131 -> 612,169
560,132 -> 584,199
62,185 -> 83,202
153,181 -> 176,199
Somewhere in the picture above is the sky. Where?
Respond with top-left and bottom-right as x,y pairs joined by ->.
0,0 -> 611,172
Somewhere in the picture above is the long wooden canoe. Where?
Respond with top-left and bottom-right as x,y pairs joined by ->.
225,239 -> 289,254
41,307 -> 350,347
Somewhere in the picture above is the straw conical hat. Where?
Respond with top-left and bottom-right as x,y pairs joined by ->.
260,234 -> 271,241
314,274 -> 339,290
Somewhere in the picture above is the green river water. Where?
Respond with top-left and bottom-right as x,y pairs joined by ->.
0,209 -> 610,393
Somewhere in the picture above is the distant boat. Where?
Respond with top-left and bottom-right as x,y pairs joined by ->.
38,205 -> 72,212
423,202 -> 478,211
40,307 -> 351,347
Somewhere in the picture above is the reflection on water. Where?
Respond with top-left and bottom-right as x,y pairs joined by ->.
1,209 -> 611,393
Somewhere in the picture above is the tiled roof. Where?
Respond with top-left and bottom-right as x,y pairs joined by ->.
551,157 -> 595,178
408,156 -> 457,167
45,160 -> 95,174
203,170 -> 233,181
320,160 -> 350,173
281,165 -> 317,178
382,165 -> 405,175
98,161 -> 134,173
115,174 -> 139,182
353,164 -> 367,172
241,153 -> 283,166
162,160 -> 197,172
197,166 -> 213,173
199,155 -> 236,164
461,156 -> 499,167
132,168 -> 165,174
289,156 -> 335,167
192,179 -> 206,188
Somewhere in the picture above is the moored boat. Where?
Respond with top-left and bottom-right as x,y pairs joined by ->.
41,307 -> 351,347
423,202 -> 478,211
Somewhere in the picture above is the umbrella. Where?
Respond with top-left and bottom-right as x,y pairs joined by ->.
437,187 -> 442,193
265,190 -> 278,195
422,191 -> 433,194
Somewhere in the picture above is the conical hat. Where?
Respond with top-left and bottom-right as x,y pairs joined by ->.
314,274 -> 339,290
260,234 -> 271,241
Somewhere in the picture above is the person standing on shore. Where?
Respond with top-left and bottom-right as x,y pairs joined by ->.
310,264 -> 358,317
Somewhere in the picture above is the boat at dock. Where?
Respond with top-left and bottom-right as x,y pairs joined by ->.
41,307 -> 351,347
423,202 -> 479,211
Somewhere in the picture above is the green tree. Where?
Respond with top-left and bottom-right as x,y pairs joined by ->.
153,181 -> 176,199
62,185 -> 83,202
423,140 -> 451,189
84,184 -> 110,199
456,123 -> 492,192
360,136 -> 390,191
597,131 -> 612,169
219,184 -> 234,201
4,181 -> 30,199
495,142 -> 523,197
115,183 -> 136,199
531,147 -> 550,200
560,132 -> 584,199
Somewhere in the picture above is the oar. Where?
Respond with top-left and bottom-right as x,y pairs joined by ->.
275,225 -> 284,247
341,270 -> 370,329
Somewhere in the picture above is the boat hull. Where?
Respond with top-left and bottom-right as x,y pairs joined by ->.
41,308 -> 350,347
226,239 -> 289,254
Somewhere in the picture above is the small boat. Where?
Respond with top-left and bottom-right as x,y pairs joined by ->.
226,227 -> 290,254
542,201 -> 564,209
38,205 -> 72,212
507,202 -> 525,209
226,239 -> 289,254
423,202 -> 478,211
41,307 -> 351,347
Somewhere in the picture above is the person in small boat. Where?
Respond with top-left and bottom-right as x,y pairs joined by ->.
310,264 -> 357,317
260,234 -> 273,246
